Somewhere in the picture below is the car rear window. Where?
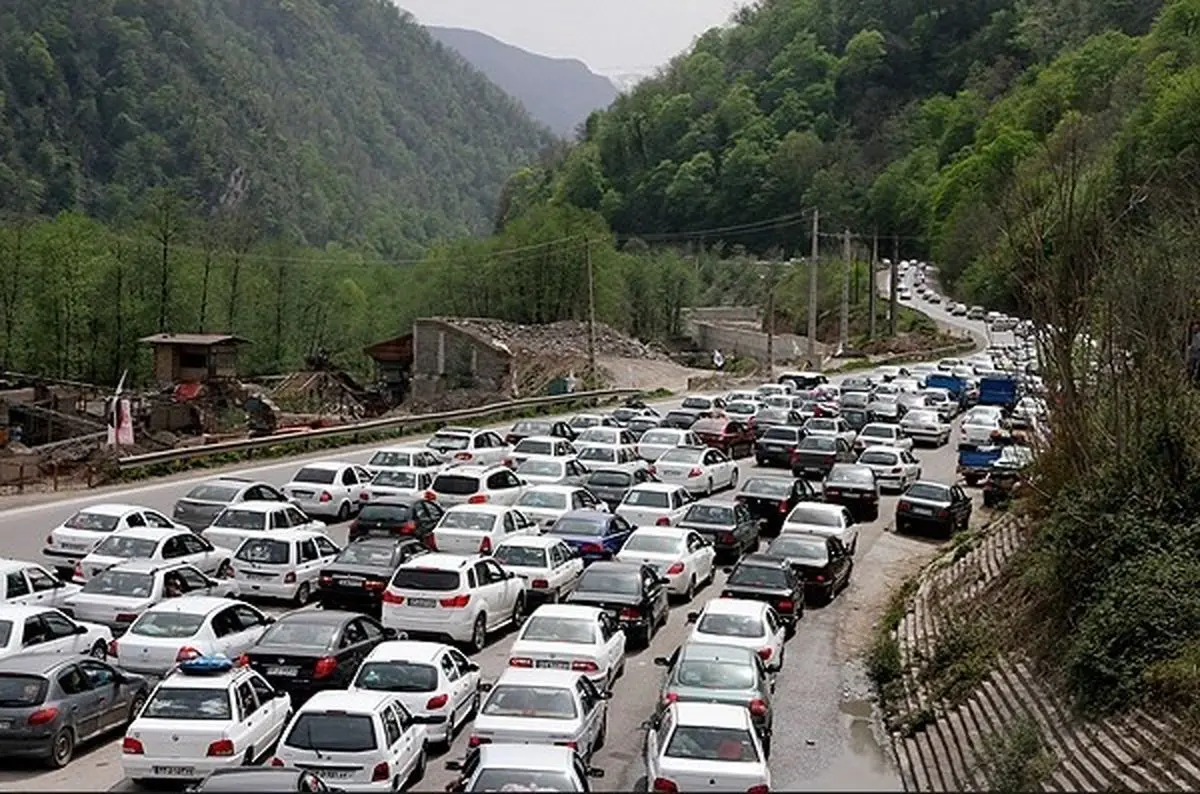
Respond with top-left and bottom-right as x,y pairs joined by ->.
739,478 -> 791,498
859,450 -> 898,466
621,490 -> 669,508
482,685 -> 577,719
658,448 -> 702,464
578,447 -> 617,462
906,483 -> 950,501
0,620 -> 12,648
143,687 -> 232,720
493,545 -> 548,568
675,659 -> 756,691
285,713 -> 377,753
680,397 -> 712,410
515,439 -> 554,455
827,467 -> 874,485
372,471 -> 418,489
236,538 -> 290,565
518,491 -> 568,510
762,427 -> 800,442
390,568 -> 461,591
576,569 -> 640,595
641,430 -> 681,445
259,620 -> 338,650
473,771 -> 575,791
861,426 -> 895,438
0,674 -> 47,706
81,570 -> 154,597
547,517 -> 607,536
787,506 -> 841,526
293,467 -> 337,485
728,564 -> 789,589
698,613 -> 765,639
768,536 -> 829,563
335,544 -> 398,567
588,470 -> 631,487
130,612 -> 204,639
212,509 -> 267,531
439,511 -> 498,532
431,475 -> 480,495
428,433 -> 470,451
800,437 -> 835,451
367,451 -> 414,468
520,616 -> 596,644
513,420 -> 552,435
183,485 -> 241,503
63,511 -> 120,532
354,661 -> 439,693
94,536 -> 159,559
682,504 -> 733,525
516,459 -> 563,476
357,504 -> 412,522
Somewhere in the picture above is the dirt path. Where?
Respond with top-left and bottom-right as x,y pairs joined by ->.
597,356 -> 711,392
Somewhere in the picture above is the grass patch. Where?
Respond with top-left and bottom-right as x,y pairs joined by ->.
919,614 -> 999,707
866,576 -> 919,710
977,717 -> 1053,793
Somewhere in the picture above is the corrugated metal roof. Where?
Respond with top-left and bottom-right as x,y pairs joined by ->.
139,333 -> 251,346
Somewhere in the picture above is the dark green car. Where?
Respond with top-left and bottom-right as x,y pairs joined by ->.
653,642 -> 775,754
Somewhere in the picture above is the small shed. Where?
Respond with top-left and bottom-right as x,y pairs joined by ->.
363,334 -> 413,404
140,333 -> 250,387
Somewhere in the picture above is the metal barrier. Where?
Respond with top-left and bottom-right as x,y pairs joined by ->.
117,388 -> 640,470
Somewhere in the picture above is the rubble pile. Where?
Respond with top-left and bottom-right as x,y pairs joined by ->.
438,319 -> 668,361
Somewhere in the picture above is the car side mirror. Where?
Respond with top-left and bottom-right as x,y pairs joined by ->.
112,672 -> 129,685
264,616 -> 277,625
382,627 -> 400,640
52,579 -> 65,588
478,681 -> 494,692
587,768 -> 606,779
73,624 -> 88,635
275,688 -> 290,699
722,567 -> 734,575
686,611 -> 700,624
444,760 -> 464,772
653,656 -> 671,667
466,661 -> 480,672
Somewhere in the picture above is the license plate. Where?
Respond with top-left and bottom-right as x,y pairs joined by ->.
60,543 -> 85,551
409,597 -> 436,608
339,577 -> 364,587
313,769 -> 354,780
267,666 -> 299,677
0,720 -> 11,730
535,660 -> 569,669
244,572 -> 274,580
911,506 -> 934,516
153,766 -> 195,777
292,491 -> 313,498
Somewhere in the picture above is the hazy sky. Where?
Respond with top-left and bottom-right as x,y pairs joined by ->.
396,0 -> 748,75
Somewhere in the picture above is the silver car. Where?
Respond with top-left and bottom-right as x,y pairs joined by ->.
171,477 -> 289,532
63,560 -> 238,634
469,668 -> 610,761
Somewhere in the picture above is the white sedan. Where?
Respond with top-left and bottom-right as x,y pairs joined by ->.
645,702 -> 772,789
684,598 -> 787,672
651,446 -> 739,496
280,461 -> 374,522
853,422 -> 914,454
493,535 -> 585,606
470,668 -> 610,761
515,485 -> 608,529
0,605 -> 112,661
899,409 -> 952,447
615,527 -> 715,601
74,527 -> 232,583
432,504 -> 539,556
781,501 -> 860,555
636,428 -> 702,463
857,446 -> 922,492
507,604 -> 626,689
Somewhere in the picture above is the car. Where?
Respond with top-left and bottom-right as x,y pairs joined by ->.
574,426 -> 638,450
857,445 -> 922,492
854,422 -> 914,453
74,526 -> 233,583
922,388 -> 959,422
505,435 -> 579,469
960,407 -> 1006,449
840,391 -> 871,412
241,610 -> 398,705
724,401 -> 766,432
790,435 -> 856,479
444,743 -> 605,793
644,701 -> 772,790
492,536 -> 585,606
427,464 -> 527,508
611,405 -> 661,427
203,501 -> 327,552
651,446 -> 739,496
899,408 -> 952,447
568,414 -> 615,431
840,377 -> 875,396
690,418 -> 756,458
896,481 -> 973,538
576,443 -> 645,471
566,561 -> 670,646
614,483 -> 693,527
765,534 -> 853,605
347,498 -> 444,545
676,501 -> 760,560
0,652 -> 146,768
507,604 -> 626,688
270,689 -> 439,789
659,410 -> 702,430
719,553 -> 804,630
515,485 -> 608,529
615,527 -> 715,601
316,537 -> 430,614
514,457 -> 591,487
364,446 -> 445,476
821,464 -> 880,521
636,428 -> 703,463
544,510 -> 636,565
281,461 -> 374,522
426,427 -> 510,466
0,605 -> 113,662
361,468 -> 436,502
803,416 -> 857,447
122,655 -> 290,783
0,559 -> 80,608
433,504 -> 538,556
231,530 -> 341,606
172,477 -> 289,532
110,597 -> 273,676
43,504 -> 186,580
652,643 -> 773,740
734,476 -> 821,537
754,426 -> 805,468
781,501 -> 860,555
64,560 -> 238,632
777,371 -> 827,391
626,416 -> 662,440
504,419 -> 577,446
684,598 -> 786,672
381,554 -> 526,653
679,395 -> 726,413
583,467 -> 659,511
468,669 -> 610,761
187,767 -> 337,792
350,639 -> 481,747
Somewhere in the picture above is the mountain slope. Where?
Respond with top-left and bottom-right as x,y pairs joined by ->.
426,26 -> 618,137
0,0 -> 554,248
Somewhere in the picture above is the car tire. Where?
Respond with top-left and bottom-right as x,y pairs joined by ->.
127,690 -> 147,724
468,614 -> 488,653
294,582 -> 312,606
511,596 -> 526,628
47,727 -> 74,769
336,501 -> 351,522
90,640 -> 107,660
684,576 -> 696,602
729,469 -> 739,489
409,747 -> 427,785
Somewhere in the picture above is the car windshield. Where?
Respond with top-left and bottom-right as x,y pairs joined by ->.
142,687 -> 232,720
368,451 -> 414,468
859,450 -> 899,466
391,568 -> 461,591
827,467 -> 874,485
335,544 -> 397,567
641,430 -> 681,445
212,509 -> 267,531
515,440 -> 555,456
285,713 -> 377,752
357,504 -> 412,522
726,403 -> 756,415
861,426 -> 895,438
727,565 -> 789,589
680,397 -> 711,410
622,534 -> 683,554
353,661 -> 438,693
520,616 -> 596,644
799,437 -> 835,451
372,471 -> 418,489
676,659 -> 756,691
578,447 -> 617,462
588,471 -> 631,487
94,536 -> 159,559
906,483 -> 950,502
570,416 -> 601,428
622,490 -> 669,508
762,428 -> 800,442
183,484 -> 241,503
516,460 -> 563,477
518,492 -> 568,509
740,478 -> 791,498
293,467 -> 337,485
429,433 -> 471,451
682,504 -> 733,525
788,506 -> 841,527
576,569 -> 640,595
432,475 -> 480,495
768,537 -> 829,563
129,612 -> 204,638
482,685 -> 578,719
698,613 -> 765,638
260,620 -> 337,649
236,538 -> 290,565
63,511 -> 120,532
81,570 -> 155,597
658,448 -> 702,464
439,511 -> 497,532
471,771 -> 575,791
493,545 -> 548,568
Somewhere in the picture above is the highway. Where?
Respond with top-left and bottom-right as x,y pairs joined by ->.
0,278 -> 999,792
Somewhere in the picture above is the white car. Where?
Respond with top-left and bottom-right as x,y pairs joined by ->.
507,604 -> 626,688
281,461 -> 374,522
231,530 -> 341,605
506,436 -> 578,469
960,408 -> 1005,448
803,417 -> 857,447
684,598 -> 787,672
614,483 -> 694,527
781,502 -> 859,555
64,560 -> 238,632
651,446 -> 739,496
350,640 -> 482,747
853,422 -> 914,454
574,427 -> 638,450
576,444 -> 644,472
922,388 -> 958,422
365,446 -> 445,476
381,554 -> 526,653
432,505 -> 538,556
271,690 -> 437,790
0,605 -> 112,661
43,503 -> 185,579
0,559 -> 80,608
645,702 -> 771,791
514,457 -> 592,487
366,468 -> 436,501
515,485 -> 608,529
74,527 -> 232,583
122,656 -> 292,782
899,409 -> 952,447
615,527 -> 715,600
469,668 -> 610,761
428,465 -> 527,507
857,446 -> 922,492
426,426 -> 510,466
202,501 -> 327,552
444,744 -> 604,792
111,596 -> 273,676
636,428 -> 703,463
493,536 -> 585,606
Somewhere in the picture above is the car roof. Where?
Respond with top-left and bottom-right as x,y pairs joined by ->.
299,689 -> 395,714
629,482 -> 679,493
860,445 -> 902,457
372,445 -> 435,454
397,553 -> 478,571
628,526 -> 687,541
558,509 -> 611,522
145,595 -> 237,616
583,561 -> 641,575
701,597 -> 769,617
669,700 -> 754,728
433,426 -> 475,436
221,500 -> 292,513
273,609 -> 355,626
495,667 -> 587,688
444,504 -> 511,516
0,559 -> 36,574
736,553 -> 787,569
0,652 -> 78,676
527,604 -> 602,621
436,465 -> 503,476
475,743 -> 578,770
522,484 -> 580,495
790,500 -> 842,513
73,503 -> 143,516
496,535 -> 560,549
161,663 -> 253,689
363,640 -> 450,664
517,435 -> 569,444
678,642 -> 758,664
293,461 -> 353,471
0,604 -> 67,620
103,527 -> 179,541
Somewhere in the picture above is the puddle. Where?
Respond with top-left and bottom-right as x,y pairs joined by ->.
840,698 -> 894,774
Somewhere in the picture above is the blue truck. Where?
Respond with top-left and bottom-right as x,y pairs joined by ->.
925,373 -> 968,403
977,376 -> 1019,410
957,447 -> 1004,486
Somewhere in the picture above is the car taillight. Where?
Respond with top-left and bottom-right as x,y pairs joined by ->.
313,656 -> 338,679
687,467 -> 703,478
468,494 -> 488,504
747,785 -> 770,794
502,458 -> 515,468
207,738 -> 235,757
371,761 -> 390,782
455,452 -> 474,461
937,508 -> 950,519
814,574 -> 826,582
571,660 -> 599,672
440,593 -> 471,608
122,737 -> 144,754
176,646 -> 202,662
749,698 -> 768,717
620,607 -> 641,619
400,521 -> 417,535
72,562 -> 83,580
319,491 -> 332,503
778,499 -> 790,513
580,543 -> 604,554
364,580 -> 386,591
665,561 -> 685,575
468,735 -> 491,748
423,491 -> 437,501
359,491 -> 370,502
656,517 -> 671,526
664,691 -> 679,703
778,599 -> 794,613
319,575 -> 333,587
510,657 -> 533,667
284,572 -> 296,584
757,647 -> 773,661
27,707 -> 58,726
236,654 -> 250,666
426,693 -> 449,709
108,639 -> 119,657
720,532 -> 735,544
898,501 -> 911,512
653,778 -> 680,794
270,757 -> 285,767
532,578 -> 549,589
382,590 -> 404,604
479,536 -> 492,554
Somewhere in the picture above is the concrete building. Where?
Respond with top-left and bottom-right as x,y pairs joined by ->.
140,333 -> 250,387
410,319 -> 514,401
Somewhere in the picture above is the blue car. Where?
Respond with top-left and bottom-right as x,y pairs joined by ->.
544,510 -> 634,565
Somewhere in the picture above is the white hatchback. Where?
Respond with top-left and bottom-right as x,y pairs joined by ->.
203,502 -> 327,553
615,527 -> 715,600
231,530 -> 341,605
857,446 -> 922,492
782,501 -> 859,555
515,485 -> 607,529
615,483 -> 693,527
0,605 -> 112,661
281,461 -> 374,522
492,536 -> 585,606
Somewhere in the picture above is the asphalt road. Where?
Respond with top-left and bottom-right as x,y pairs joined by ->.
0,290 -> 995,793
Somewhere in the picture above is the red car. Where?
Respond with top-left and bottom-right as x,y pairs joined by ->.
691,417 -> 756,458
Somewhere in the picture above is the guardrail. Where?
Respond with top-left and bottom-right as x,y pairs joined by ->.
117,388 -> 640,471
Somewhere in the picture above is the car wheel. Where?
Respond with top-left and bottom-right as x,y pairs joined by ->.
684,576 -> 696,602
511,596 -> 526,628
293,582 -> 311,606
468,614 -> 488,653
729,469 -> 739,489
409,747 -> 427,785
47,727 -> 74,769
127,690 -> 147,724
336,501 -> 351,522
90,640 -> 107,660
217,559 -> 234,578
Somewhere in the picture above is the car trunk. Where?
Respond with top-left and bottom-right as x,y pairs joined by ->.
433,527 -> 492,555
134,719 -> 223,763
118,635 -> 205,675
245,646 -> 325,689
287,749 -> 379,785
792,449 -> 836,473
517,507 -> 566,529
618,506 -> 672,526
173,500 -> 225,529
899,498 -> 951,520
49,528 -> 107,557
234,560 -> 293,589
638,443 -> 673,461
616,551 -> 674,577
788,559 -> 835,587
657,758 -> 765,790
737,495 -> 791,522
203,527 -> 261,552
822,485 -> 876,504
319,563 -> 390,600
510,640 -> 597,671
68,594 -> 150,630
568,591 -> 641,623
720,585 -> 795,615
678,522 -> 737,547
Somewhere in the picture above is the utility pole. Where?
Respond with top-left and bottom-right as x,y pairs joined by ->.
765,261 -> 777,376
869,230 -> 878,339
839,229 -> 851,351
889,233 -> 900,336
808,210 -> 819,358
585,237 -> 597,384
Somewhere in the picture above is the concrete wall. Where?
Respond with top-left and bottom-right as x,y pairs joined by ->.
692,321 -> 826,368
681,306 -> 760,336
410,319 -> 512,400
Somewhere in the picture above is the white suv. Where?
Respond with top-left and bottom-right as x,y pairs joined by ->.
381,554 -> 525,653
427,465 -> 526,507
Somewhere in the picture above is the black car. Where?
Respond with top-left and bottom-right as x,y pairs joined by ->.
753,408 -> 802,438
316,537 -> 430,613
841,408 -> 870,431
896,480 -> 973,538
242,610 -> 399,705
505,419 -> 576,446
765,534 -> 853,605
626,416 -> 662,440
566,561 -> 670,646
822,464 -> 880,521
611,405 -> 660,427
660,410 -> 702,429
584,467 -> 658,510
720,553 -> 804,631
347,498 -> 444,545
790,436 -> 855,479
676,501 -> 760,560
754,427 -> 805,468
188,767 -> 337,792
735,476 -> 821,537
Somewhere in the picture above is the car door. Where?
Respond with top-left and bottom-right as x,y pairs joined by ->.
554,542 -> 584,592
640,566 -> 665,624
437,649 -> 465,721
576,676 -> 604,751
23,566 -> 66,606
56,663 -> 107,739
338,467 -> 359,506
230,603 -> 272,649
763,607 -> 786,663
387,703 -> 418,770
471,561 -> 505,628
686,532 -> 715,582
313,535 -> 341,564
173,565 -> 218,597
597,611 -> 624,677
178,532 -> 222,572
232,678 -> 274,759
827,538 -> 852,584
734,503 -> 758,549
77,658 -> 131,732
297,538 -> 324,582
39,610 -> 87,655
952,485 -> 972,523
840,508 -> 859,551
645,699 -> 673,778
247,672 -> 288,747
285,506 -> 320,532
